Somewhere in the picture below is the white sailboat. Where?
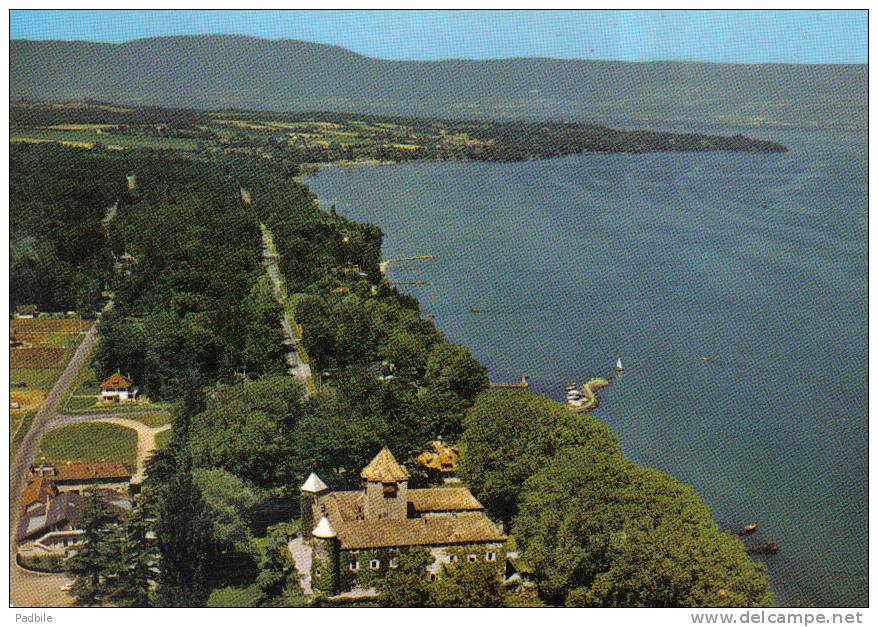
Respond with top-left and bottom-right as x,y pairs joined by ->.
615,357 -> 624,372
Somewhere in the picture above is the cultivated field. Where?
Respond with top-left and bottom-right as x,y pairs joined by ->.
10,318 -> 93,456
10,347 -> 67,369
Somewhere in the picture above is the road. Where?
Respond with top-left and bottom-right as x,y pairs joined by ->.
260,224 -> 313,397
9,318 -> 102,606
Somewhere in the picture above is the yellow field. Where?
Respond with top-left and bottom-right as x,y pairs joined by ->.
10,389 -> 45,412
47,124 -> 116,131
11,137 -> 96,149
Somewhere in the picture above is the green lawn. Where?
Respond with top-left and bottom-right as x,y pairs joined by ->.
207,584 -> 260,608
154,429 -> 172,450
35,423 -> 137,466
130,411 -> 173,427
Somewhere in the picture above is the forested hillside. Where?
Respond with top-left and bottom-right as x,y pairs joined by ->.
10,35 -> 867,130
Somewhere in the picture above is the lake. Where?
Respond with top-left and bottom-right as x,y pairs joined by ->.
304,125 -> 868,607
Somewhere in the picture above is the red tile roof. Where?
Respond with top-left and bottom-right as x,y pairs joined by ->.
34,462 -> 134,483
100,372 -> 133,389
21,476 -> 58,508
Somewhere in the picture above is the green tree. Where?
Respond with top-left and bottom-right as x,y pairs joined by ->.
187,376 -> 303,487
459,391 -> 616,525
154,470 -> 218,607
255,522 -> 306,607
104,504 -> 155,607
513,445 -> 773,607
385,330 -> 430,381
67,492 -> 117,606
430,558 -> 503,608
424,341 -> 489,403
238,275 -> 285,377
192,467 -> 259,553
379,547 -> 432,607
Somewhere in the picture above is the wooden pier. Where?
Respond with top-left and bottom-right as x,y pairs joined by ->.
489,374 -> 530,390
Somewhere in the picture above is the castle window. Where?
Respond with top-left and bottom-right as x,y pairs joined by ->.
467,554 -> 478,563
382,482 -> 397,498
486,551 -> 496,562
370,559 -> 380,569
389,558 -> 398,568
349,561 -> 359,571
430,573 -> 437,582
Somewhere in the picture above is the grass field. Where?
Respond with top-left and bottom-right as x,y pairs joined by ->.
11,129 -> 199,151
35,423 -> 138,466
207,584 -> 260,608
128,411 -> 173,427
154,429 -> 173,450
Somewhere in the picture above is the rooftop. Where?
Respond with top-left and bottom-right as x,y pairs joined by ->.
21,476 -> 59,508
31,462 -> 133,483
16,489 -> 132,543
360,447 -> 410,483
301,472 -> 329,493
100,372 -> 133,389
330,512 -> 505,550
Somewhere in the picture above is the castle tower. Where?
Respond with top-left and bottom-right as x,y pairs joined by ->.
361,447 -> 409,521
311,516 -> 339,595
299,472 -> 329,533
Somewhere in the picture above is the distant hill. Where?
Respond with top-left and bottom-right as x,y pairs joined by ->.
10,35 -> 867,130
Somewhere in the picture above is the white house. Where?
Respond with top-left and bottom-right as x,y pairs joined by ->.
100,372 -> 137,402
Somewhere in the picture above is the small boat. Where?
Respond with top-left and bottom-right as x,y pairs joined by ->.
743,522 -> 759,534
470,307 -> 481,313
615,357 -> 624,372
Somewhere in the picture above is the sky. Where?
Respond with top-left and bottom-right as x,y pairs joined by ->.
9,10 -> 868,65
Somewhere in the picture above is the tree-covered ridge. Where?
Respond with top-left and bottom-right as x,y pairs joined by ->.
460,391 -> 774,607
11,100 -> 786,169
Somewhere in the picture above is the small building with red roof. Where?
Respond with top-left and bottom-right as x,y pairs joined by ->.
100,372 -> 137,402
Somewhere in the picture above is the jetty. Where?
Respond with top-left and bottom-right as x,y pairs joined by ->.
379,255 -> 434,274
489,375 -> 530,390
567,377 -> 610,411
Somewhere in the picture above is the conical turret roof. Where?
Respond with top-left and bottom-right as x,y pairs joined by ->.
300,472 -> 328,493
312,516 -> 336,539
361,447 -> 409,482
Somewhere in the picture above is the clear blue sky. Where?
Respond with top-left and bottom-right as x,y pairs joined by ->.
10,10 -> 868,64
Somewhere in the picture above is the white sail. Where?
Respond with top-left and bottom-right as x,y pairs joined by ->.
615,357 -> 624,371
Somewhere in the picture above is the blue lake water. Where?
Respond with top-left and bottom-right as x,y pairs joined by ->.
304,126 -> 868,607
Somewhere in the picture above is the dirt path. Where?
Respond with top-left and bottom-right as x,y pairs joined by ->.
288,537 -> 313,595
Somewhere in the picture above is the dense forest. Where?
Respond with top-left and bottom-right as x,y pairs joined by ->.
10,141 -> 773,607
10,145 -> 125,314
